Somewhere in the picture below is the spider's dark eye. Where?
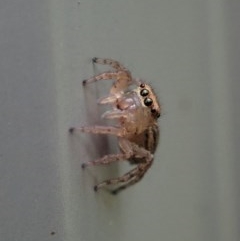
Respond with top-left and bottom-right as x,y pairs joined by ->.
140,89 -> 149,97
151,109 -> 161,118
144,98 -> 153,106
140,83 -> 145,88
151,109 -> 156,113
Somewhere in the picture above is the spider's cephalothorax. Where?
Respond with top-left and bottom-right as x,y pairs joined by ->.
69,58 -> 161,194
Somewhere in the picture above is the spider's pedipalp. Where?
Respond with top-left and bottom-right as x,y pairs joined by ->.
97,94 -> 118,105
101,110 -> 129,119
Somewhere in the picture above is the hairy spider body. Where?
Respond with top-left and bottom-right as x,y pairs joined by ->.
69,58 -> 161,194
127,124 -> 159,164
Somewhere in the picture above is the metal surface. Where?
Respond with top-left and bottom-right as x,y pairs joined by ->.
0,0 -> 239,240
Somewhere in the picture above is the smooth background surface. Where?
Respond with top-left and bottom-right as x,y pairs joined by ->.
0,0 -> 239,240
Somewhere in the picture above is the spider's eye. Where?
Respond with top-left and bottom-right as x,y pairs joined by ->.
140,83 -> 145,88
151,109 -> 156,113
140,89 -> 149,97
144,98 -> 153,106
151,109 -> 161,118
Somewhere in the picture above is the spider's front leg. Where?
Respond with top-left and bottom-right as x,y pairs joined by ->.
82,58 -> 133,94
92,57 -> 126,71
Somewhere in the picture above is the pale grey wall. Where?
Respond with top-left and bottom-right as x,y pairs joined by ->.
0,0 -> 239,241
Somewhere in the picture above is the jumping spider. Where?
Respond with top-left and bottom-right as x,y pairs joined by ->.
69,58 -> 161,195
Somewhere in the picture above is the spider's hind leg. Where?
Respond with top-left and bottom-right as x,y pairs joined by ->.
93,139 -> 154,193
110,172 -> 145,195
94,165 -> 140,191
94,162 -> 150,194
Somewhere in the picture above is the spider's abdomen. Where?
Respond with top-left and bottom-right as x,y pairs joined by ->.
128,123 -> 159,164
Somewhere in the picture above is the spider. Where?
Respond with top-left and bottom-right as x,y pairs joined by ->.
69,57 -> 161,194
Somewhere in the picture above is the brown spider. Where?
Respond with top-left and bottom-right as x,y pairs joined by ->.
69,58 -> 161,194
